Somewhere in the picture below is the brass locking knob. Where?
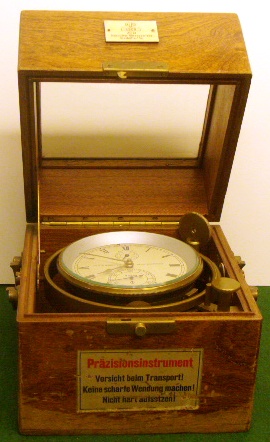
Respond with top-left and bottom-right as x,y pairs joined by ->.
212,277 -> 241,311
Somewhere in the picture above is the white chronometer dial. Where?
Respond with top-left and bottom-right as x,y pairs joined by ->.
57,231 -> 202,295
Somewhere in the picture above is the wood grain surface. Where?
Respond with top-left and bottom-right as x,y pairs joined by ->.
19,11 -> 251,75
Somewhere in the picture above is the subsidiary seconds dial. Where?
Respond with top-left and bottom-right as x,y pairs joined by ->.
57,231 -> 203,296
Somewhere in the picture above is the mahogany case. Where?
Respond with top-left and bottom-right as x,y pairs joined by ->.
12,11 -> 262,435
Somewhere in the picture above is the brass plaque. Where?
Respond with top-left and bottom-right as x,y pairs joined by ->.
104,20 -> 159,42
77,349 -> 203,412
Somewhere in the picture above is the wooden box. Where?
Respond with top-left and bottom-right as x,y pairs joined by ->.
12,11 -> 262,435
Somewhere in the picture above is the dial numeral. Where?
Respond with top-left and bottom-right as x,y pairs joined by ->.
99,248 -> 109,254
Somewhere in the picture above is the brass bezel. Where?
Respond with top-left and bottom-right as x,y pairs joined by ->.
44,250 -> 220,313
56,232 -> 203,297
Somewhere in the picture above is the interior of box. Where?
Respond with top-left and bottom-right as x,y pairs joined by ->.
30,223 -> 252,315
34,82 -> 240,224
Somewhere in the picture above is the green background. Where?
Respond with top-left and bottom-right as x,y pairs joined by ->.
1,285 -> 269,441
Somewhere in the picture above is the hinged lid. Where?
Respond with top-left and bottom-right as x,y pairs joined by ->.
18,11 -> 251,224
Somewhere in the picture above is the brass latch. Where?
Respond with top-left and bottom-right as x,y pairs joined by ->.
103,61 -> 169,79
107,318 -> 176,337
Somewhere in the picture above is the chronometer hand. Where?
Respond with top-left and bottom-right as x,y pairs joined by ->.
80,253 -> 125,263
97,264 -> 126,275
80,252 -> 135,278
81,253 -> 134,267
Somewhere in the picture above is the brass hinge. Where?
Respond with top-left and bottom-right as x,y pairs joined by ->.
41,220 -> 179,228
103,61 -> 169,79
